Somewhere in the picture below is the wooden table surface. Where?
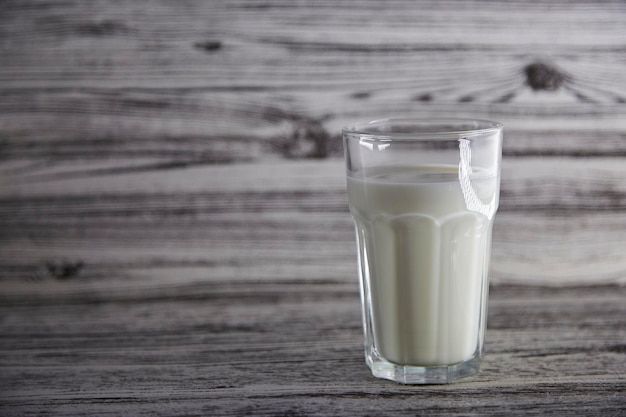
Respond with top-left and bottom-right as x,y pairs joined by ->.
1,1 -> 625,415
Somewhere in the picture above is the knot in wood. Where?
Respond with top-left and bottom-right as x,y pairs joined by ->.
524,62 -> 566,91
194,40 -> 222,52
273,119 -> 331,159
45,260 -> 85,280
287,120 -> 330,159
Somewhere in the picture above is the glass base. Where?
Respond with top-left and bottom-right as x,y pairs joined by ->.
366,349 -> 481,384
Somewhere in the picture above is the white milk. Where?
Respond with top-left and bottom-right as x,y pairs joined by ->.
347,165 -> 498,366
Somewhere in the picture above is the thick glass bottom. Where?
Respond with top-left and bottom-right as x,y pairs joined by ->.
366,348 -> 481,384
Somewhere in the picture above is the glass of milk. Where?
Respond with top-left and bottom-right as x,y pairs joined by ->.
343,119 -> 503,384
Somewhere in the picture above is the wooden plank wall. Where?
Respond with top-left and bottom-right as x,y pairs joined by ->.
0,0 -> 625,298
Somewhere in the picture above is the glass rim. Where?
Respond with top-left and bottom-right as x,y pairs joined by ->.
343,118 -> 503,141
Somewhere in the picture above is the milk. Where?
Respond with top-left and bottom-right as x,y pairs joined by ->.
347,165 -> 498,366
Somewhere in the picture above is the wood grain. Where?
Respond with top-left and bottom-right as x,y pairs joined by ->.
1,1 -> 626,415
2,0 -> 626,145
1,159 -> 625,287
1,285 -> 625,416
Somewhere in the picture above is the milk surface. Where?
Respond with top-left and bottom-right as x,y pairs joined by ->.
347,165 -> 498,366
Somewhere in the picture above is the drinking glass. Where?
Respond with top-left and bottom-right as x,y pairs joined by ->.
343,119 -> 503,384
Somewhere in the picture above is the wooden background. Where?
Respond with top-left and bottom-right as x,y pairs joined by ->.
0,1 -> 625,415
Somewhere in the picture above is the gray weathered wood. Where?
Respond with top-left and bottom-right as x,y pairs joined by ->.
1,160 -> 624,286
1,284 -> 625,416
1,0 -> 625,415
